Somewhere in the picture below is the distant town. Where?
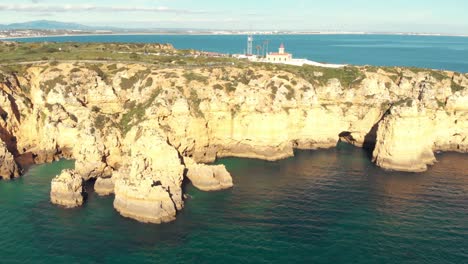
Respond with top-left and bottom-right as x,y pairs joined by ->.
1,28 -> 468,40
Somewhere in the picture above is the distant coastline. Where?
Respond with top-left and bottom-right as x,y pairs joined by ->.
2,31 -> 468,41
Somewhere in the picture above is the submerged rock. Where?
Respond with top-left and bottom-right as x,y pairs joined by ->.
50,169 -> 84,208
184,157 -> 233,191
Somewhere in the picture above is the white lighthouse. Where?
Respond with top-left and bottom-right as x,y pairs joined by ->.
278,43 -> 285,54
266,43 -> 292,62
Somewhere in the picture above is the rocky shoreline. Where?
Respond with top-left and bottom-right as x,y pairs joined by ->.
0,50 -> 466,223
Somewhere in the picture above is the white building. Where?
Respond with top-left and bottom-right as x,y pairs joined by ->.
266,43 -> 292,62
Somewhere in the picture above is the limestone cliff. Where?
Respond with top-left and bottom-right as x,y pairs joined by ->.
0,59 -> 466,223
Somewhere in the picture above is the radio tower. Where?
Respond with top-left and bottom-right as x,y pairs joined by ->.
247,34 -> 253,55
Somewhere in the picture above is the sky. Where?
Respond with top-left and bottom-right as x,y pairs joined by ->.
0,0 -> 467,34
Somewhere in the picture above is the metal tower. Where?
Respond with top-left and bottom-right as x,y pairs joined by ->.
247,34 -> 253,55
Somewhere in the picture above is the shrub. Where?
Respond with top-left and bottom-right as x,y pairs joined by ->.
451,81 -> 465,93
213,84 -> 224,90
91,106 -> 101,112
94,114 -> 107,130
43,76 -> 67,94
183,72 -> 208,84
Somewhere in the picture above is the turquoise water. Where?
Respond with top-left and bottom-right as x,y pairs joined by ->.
11,34 -> 468,73
0,144 -> 467,263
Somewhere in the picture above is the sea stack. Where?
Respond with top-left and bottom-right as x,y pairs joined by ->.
50,169 -> 84,208
184,157 -> 234,191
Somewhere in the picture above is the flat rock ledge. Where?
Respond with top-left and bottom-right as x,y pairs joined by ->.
50,169 -> 84,208
185,157 -> 234,191
94,177 -> 115,196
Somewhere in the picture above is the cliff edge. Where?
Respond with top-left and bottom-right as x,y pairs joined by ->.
0,43 -> 466,223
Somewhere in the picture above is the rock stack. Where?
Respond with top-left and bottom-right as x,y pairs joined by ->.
50,169 -> 84,208
184,157 -> 233,191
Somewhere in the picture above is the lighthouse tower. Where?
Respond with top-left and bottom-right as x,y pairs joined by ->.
279,43 -> 285,54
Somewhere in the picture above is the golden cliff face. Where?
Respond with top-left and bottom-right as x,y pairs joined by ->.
0,61 -> 466,223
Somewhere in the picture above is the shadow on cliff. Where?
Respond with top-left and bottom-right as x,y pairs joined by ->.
362,123 -> 378,160
362,110 -> 390,160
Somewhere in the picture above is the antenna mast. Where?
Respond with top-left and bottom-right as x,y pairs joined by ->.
247,34 -> 253,55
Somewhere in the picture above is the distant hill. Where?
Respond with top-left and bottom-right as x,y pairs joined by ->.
0,20 -> 118,31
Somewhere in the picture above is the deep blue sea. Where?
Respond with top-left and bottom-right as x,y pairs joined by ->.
0,144 -> 467,263
1,34 -> 468,263
11,34 -> 468,72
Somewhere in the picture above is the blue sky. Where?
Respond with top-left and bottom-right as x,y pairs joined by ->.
0,0 -> 467,34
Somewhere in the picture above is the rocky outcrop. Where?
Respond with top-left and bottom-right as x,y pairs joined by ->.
0,58 -> 466,223
114,176 -> 177,224
50,169 -> 84,208
94,177 -> 115,196
184,157 -> 233,191
0,141 -> 19,179
373,101 -> 437,172
113,125 -> 185,223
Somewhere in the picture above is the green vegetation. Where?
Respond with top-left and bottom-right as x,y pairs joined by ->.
225,81 -> 238,93
94,114 -> 108,130
164,72 -> 179,78
183,71 -> 208,84
265,64 -> 366,88
451,80 -> 465,93
436,99 -> 446,108
0,41 -> 245,68
407,67 -> 448,81
87,64 -> 109,83
70,67 -> 81,74
188,90 -> 204,118
145,77 -> 153,88
120,69 -> 151,90
230,104 -> 242,117
119,88 -> 162,134
0,64 -> 28,77
284,84 -> 295,100
394,98 -> 413,107
213,84 -> 224,90
42,75 -> 67,93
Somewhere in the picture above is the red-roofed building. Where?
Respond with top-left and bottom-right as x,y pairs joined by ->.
266,43 -> 292,62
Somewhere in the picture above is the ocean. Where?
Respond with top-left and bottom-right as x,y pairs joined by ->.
0,145 -> 467,263
10,34 -> 468,73
1,34 -> 467,263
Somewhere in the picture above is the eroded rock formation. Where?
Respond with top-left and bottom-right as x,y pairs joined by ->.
94,177 -> 115,196
0,59 -> 466,223
0,141 -> 19,179
184,157 -> 233,191
50,169 -> 84,208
